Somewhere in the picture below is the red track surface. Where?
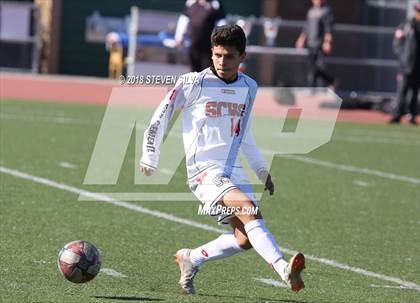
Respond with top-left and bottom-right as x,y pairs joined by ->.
0,72 -> 400,124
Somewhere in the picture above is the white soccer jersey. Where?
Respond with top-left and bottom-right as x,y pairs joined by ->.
140,67 -> 267,181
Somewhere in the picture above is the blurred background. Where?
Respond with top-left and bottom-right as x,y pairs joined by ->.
1,0 -> 419,112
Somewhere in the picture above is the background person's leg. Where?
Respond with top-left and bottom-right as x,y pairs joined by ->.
307,48 -> 318,87
391,74 -> 410,122
315,49 -> 335,86
408,77 -> 419,123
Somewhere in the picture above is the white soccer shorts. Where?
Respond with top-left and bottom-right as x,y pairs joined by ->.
188,165 -> 259,225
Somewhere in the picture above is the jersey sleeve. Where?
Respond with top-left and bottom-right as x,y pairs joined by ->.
140,80 -> 187,169
240,82 -> 267,174
241,119 -> 267,175
323,7 -> 334,35
175,14 -> 190,42
302,10 -> 310,35
392,22 -> 406,58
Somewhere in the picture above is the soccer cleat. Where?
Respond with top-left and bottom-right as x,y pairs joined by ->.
174,249 -> 199,294
283,252 -> 306,292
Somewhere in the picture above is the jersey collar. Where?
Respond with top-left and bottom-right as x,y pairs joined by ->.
210,65 -> 239,84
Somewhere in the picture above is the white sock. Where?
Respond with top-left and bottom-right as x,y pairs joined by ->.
244,219 -> 288,277
272,258 -> 289,281
189,232 -> 244,267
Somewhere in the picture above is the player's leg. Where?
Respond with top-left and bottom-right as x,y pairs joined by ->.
315,49 -> 335,86
222,189 -> 287,269
391,74 -> 410,123
175,173 -> 246,294
222,188 -> 305,292
188,229 -> 244,267
175,229 -> 244,294
307,48 -> 318,87
109,62 -> 115,79
175,204 -> 253,294
408,77 -> 419,124
228,215 -> 254,250
175,211 -> 254,294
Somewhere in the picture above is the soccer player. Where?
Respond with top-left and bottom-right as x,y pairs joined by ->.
296,0 -> 337,89
389,3 -> 420,125
140,25 -> 305,294
175,0 -> 226,72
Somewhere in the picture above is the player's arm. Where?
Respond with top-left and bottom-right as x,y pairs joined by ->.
392,23 -> 407,57
322,8 -> 334,54
296,12 -> 308,48
241,122 -> 274,195
175,14 -> 189,48
296,32 -> 307,49
140,81 -> 186,176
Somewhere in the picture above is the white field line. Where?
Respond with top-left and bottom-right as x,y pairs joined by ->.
0,113 -> 177,138
254,278 -> 287,288
3,112 -> 419,185
0,112 -> 148,130
100,268 -> 127,278
0,112 -> 149,130
159,168 -> 174,175
1,165 -> 419,292
269,153 -> 420,185
58,161 -> 78,169
369,284 -> 413,290
0,112 -> 98,125
333,135 -> 419,146
2,112 -> 419,145
78,192 -> 197,201
336,128 -> 419,139
0,166 -> 224,234
353,180 -> 370,187
303,254 -> 420,292
77,192 -> 263,202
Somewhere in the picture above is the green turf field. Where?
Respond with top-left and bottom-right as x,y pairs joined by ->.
1,99 -> 419,303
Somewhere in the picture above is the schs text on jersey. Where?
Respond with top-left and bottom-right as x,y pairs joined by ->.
205,101 -> 245,118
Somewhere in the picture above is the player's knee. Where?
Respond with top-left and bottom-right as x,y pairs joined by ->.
240,240 -> 252,250
235,203 -> 259,221
237,237 -> 252,250
235,233 -> 252,250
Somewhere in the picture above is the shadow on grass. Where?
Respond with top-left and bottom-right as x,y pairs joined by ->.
198,293 -> 312,303
93,295 -> 164,301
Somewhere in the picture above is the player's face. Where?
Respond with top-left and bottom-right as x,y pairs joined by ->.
212,45 -> 246,82
415,10 -> 420,22
312,0 -> 324,6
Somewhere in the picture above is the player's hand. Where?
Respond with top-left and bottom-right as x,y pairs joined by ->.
175,39 -> 184,49
296,38 -> 304,49
322,41 -> 332,55
395,29 -> 404,39
258,170 -> 275,196
140,164 -> 155,176
295,34 -> 306,49
264,174 -> 274,195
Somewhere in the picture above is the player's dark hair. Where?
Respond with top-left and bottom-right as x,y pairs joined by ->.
211,25 -> 246,54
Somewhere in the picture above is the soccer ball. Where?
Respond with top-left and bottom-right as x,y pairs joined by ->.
57,240 -> 101,283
